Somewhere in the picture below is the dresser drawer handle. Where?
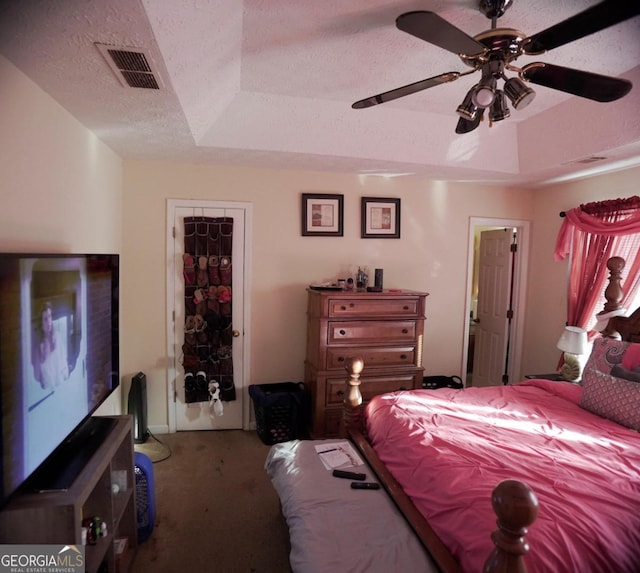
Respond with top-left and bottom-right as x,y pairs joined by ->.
399,386 -> 407,391
402,328 -> 408,334
336,390 -> 344,397
403,305 -> 409,310
400,354 -> 407,360
340,305 -> 347,310
337,356 -> 345,362
339,329 -> 346,336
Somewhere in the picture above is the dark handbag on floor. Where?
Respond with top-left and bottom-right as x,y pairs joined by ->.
422,375 -> 464,390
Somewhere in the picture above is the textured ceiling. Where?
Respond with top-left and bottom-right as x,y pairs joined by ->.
1,0 -> 639,186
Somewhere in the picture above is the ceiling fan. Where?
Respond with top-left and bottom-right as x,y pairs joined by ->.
351,0 -> 640,134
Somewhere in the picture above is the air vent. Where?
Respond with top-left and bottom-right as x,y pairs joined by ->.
95,43 -> 162,90
562,155 -> 607,165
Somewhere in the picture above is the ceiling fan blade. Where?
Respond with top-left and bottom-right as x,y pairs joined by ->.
522,63 -> 632,102
455,109 -> 484,134
352,71 -> 460,109
396,11 -> 486,57
523,1 -> 640,55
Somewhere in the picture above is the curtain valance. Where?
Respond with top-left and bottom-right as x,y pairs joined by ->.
554,197 -> 640,261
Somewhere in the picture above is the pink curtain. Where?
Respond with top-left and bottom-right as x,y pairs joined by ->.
554,196 -> 640,332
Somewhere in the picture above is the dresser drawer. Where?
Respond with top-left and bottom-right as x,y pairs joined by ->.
328,297 -> 420,318
326,346 -> 416,370
328,320 -> 416,344
326,373 -> 416,405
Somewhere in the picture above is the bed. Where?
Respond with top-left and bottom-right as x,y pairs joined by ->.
266,256 -> 640,573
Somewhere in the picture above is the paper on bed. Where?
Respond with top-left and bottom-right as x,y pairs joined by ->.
314,440 -> 362,470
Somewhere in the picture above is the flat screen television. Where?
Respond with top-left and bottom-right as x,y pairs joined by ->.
0,253 -> 119,507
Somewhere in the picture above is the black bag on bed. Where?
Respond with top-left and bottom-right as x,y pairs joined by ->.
422,375 -> 464,390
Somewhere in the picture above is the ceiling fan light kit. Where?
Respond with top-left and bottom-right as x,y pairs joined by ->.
503,77 -> 536,110
489,91 -> 511,122
471,73 -> 497,108
472,86 -> 495,108
351,1 -> 640,134
457,90 -> 479,121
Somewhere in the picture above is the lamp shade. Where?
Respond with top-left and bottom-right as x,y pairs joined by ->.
556,326 -> 588,355
504,77 -> 535,110
489,90 -> 510,122
457,89 -> 479,120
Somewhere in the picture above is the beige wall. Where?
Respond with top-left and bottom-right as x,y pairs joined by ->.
0,55 -> 124,413
122,162 -> 534,429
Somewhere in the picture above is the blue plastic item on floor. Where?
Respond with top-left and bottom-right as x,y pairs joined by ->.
134,451 -> 156,542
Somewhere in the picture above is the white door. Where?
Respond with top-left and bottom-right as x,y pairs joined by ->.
167,200 -> 251,431
472,229 -> 514,387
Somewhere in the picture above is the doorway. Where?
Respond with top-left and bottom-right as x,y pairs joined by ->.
463,218 -> 530,386
166,200 -> 253,432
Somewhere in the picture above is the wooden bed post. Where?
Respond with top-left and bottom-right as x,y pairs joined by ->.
340,356 -> 365,438
599,256 -> 640,341
484,480 -> 539,573
599,256 -> 625,339
602,256 -> 625,312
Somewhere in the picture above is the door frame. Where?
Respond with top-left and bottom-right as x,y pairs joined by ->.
165,199 -> 253,433
463,217 -> 530,384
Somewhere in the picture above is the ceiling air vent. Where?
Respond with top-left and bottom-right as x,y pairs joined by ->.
95,43 -> 162,90
562,155 -> 607,165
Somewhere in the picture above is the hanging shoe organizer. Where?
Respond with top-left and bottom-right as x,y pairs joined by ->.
182,216 -> 236,405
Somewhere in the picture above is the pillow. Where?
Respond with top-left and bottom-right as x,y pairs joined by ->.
583,337 -> 628,375
579,367 -> 640,432
621,342 -> 640,373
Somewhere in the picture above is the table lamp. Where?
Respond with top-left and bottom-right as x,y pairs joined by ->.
556,326 -> 588,382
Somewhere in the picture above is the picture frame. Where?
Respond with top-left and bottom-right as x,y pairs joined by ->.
301,193 -> 344,236
361,197 -> 401,239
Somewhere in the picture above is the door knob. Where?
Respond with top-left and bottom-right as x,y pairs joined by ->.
232,329 -> 241,337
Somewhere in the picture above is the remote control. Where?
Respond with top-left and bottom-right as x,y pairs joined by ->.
332,469 -> 366,481
350,482 -> 380,490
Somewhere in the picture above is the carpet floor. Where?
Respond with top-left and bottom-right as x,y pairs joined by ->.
131,430 -> 292,573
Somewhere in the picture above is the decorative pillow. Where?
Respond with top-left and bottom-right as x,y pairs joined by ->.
580,365 -> 640,432
579,338 -> 640,431
583,337 -> 629,375
621,343 -> 640,373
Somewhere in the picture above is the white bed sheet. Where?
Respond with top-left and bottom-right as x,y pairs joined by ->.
265,439 -> 437,573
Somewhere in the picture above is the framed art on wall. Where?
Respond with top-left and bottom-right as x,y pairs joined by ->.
361,197 -> 401,239
301,193 -> 344,236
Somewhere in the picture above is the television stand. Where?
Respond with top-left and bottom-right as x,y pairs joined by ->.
29,416 -> 116,493
0,416 -> 138,573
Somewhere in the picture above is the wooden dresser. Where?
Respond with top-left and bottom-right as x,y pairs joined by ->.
304,288 -> 427,438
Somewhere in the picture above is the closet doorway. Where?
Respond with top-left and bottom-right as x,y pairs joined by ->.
166,200 -> 253,432
464,218 -> 530,387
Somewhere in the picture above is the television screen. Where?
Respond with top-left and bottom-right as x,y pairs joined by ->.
0,253 -> 119,506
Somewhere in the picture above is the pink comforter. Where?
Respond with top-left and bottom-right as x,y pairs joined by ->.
366,380 -> 640,573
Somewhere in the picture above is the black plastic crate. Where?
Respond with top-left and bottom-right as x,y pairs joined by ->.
248,382 -> 309,445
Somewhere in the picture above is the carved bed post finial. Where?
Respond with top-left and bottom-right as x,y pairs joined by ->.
603,256 -> 625,313
340,357 -> 364,438
599,256 -> 626,339
483,480 -> 539,573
